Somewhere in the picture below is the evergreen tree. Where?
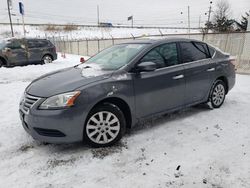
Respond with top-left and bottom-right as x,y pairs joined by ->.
235,12 -> 249,31
211,0 -> 234,32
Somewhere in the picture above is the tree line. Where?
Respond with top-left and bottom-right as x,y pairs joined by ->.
205,0 -> 249,33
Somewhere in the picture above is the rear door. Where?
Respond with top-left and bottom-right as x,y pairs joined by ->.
27,39 -> 44,63
179,41 -> 214,105
133,42 -> 186,118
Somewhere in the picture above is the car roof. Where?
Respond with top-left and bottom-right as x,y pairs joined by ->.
120,37 -> 203,45
2,37 -> 48,41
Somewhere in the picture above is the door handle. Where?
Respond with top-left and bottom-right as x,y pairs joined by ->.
207,68 -> 215,72
172,74 -> 184,80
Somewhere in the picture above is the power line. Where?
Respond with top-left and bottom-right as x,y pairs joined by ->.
6,7 -> 206,22
205,1 -> 213,33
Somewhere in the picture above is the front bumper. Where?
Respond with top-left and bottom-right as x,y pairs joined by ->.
228,73 -> 236,92
19,104 -> 88,144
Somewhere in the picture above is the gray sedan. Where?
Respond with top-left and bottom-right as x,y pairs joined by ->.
19,38 -> 235,147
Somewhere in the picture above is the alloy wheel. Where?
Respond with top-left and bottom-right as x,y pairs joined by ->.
86,111 -> 120,144
43,56 -> 52,64
212,83 -> 225,106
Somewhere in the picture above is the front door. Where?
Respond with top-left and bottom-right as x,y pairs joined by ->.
6,39 -> 28,65
133,42 -> 186,118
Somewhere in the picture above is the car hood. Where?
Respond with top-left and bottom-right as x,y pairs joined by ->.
26,66 -> 112,97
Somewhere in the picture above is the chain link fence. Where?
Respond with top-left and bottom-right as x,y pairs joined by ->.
48,31 -> 250,74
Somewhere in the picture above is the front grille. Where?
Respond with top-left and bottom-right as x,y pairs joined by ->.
21,93 -> 41,114
34,128 -> 66,137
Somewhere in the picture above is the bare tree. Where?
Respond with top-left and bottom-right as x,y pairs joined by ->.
214,0 -> 231,20
212,0 -> 234,32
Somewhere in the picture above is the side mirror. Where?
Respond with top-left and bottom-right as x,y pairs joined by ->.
136,62 -> 157,72
80,57 -> 85,63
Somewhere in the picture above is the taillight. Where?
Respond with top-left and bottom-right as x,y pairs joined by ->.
53,46 -> 56,52
229,57 -> 237,70
229,58 -> 237,66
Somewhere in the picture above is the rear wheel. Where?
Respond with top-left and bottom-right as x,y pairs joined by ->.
84,103 -> 126,147
209,80 -> 226,108
42,55 -> 53,64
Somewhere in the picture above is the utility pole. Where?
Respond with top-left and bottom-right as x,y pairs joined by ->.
97,5 -> 100,26
206,1 -> 213,33
132,16 -> 134,28
188,6 -> 190,36
7,0 -> 14,37
198,15 -> 201,28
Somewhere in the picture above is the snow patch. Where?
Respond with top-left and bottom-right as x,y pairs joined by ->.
0,54 -> 250,187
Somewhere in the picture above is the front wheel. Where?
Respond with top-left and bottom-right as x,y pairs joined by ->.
209,80 -> 226,108
84,103 -> 126,147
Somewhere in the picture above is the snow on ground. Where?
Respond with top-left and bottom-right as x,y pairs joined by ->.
0,24 -> 200,40
0,53 -> 88,84
0,54 -> 250,188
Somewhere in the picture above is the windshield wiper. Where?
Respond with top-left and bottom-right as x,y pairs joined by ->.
74,64 -> 81,68
82,65 -> 92,69
74,64 -> 92,69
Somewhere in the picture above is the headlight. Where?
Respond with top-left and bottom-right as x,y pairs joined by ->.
39,91 -> 81,109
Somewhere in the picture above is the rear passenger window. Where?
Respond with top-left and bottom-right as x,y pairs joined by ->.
180,42 -> 208,63
208,45 -> 216,57
158,43 -> 178,67
193,42 -> 209,56
6,40 -> 22,49
27,40 -> 39,48
38,40 -> 49,47
27,40 -> 49,48
140,43 -> 178,69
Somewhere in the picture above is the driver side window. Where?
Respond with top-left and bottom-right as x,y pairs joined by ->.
140,47 -> 165,69
6,40 -> 22,50
140,43 -> 178,69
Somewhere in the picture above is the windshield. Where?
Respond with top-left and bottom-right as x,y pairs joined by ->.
81,43 -> 148,70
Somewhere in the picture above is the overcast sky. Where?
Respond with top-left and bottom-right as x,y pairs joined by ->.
0,0 -> 249,27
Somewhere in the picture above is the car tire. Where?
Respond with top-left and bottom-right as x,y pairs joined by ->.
83,103 -> 126,147
42,55 -> 53,64
209,80 -> 226,108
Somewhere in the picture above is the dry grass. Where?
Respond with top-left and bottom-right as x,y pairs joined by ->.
63,24 -> 78,31
44,24 -> 60,31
